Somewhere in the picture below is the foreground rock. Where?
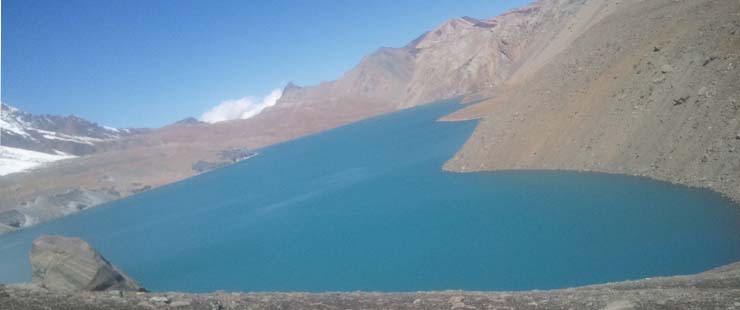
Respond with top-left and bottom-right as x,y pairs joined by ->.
3,261 -> 740,309
30,236 -> 145,292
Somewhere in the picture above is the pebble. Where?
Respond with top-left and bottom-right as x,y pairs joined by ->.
170,300 -> 192,307
449,296 -> 466,309
149,296 -> 170,304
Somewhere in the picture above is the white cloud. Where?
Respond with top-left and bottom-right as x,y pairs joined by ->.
201,88 -> 283,124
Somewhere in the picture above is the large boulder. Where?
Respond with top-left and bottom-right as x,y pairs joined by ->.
29,235 -> 145,292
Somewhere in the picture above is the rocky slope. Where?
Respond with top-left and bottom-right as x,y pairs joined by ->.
3,261 -> 740,309
444,0 -> 740,202
275,0 -> 596,110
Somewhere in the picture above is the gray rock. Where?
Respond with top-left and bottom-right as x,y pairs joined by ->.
170,300 -> 192,307
217,147 -> 255,162
0,210 -> 26,228
29,235 -> 145,292
149,296 -> 170,304
192,147 -> 257,173
603,300 -> 635,310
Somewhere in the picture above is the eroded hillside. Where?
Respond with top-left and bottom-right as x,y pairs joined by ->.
444,0 -> 740,202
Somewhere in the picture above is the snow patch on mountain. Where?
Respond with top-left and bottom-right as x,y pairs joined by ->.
0,109 -> 34,139
0,146 -> 75,176
1,102 -> 136,156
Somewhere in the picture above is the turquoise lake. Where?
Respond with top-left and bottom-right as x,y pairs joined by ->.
1,99 -> 740,292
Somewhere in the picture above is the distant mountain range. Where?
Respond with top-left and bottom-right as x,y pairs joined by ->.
1,103 -> 146,157
274,6 -> 547,112
0,103 -> 152,177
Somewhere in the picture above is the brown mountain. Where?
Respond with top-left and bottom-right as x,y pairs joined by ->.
444,0 -> 740,203
274,1 -> 590,110
2,0 -> 738,234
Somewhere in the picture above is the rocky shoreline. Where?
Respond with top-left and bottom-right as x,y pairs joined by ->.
444,0 -> 740,204
3,261 -> 740,310
4,235 -> 739,309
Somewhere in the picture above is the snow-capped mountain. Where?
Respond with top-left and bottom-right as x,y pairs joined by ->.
0,103 -> 144,176
0,103 -> 138,156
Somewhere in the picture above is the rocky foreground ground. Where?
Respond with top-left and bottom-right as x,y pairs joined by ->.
2,261 -> 740,310
4,233 -> 739,310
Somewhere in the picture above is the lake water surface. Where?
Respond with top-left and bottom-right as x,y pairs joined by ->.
1,99 -> 740,292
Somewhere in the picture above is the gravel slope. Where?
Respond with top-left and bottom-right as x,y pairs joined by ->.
445,0 -> 740,203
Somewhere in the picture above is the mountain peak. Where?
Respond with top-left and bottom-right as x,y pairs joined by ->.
415,16 -> 497,49
1,102 -> 19,113
439,16 -> 496,30
436,16 -> 477,31
173,117 -> 204,126
283,82 -> 302,95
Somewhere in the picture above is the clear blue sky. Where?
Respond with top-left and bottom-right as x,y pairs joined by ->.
2,0 -> 530,128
